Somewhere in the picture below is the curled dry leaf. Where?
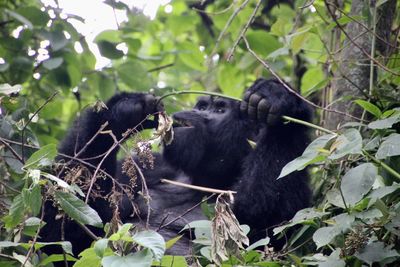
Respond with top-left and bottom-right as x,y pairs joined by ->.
211,195 -> 249,265
154,111 -> 174,145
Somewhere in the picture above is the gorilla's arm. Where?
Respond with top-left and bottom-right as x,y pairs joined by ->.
234,79 -> 312,234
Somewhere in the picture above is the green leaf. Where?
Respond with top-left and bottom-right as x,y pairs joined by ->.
354,241 -> 399,265
301,67 -> 326,96
94,239 -> 109,258
43,57 -> 63,70
152,255 -> 188,267
3,194 -> 25,229
4,9 -> 33,29
94,30 -> 122,43
117,60 -> 151,90
217,64 -> 245,98
38,254 -> 77,266
367,184 -> 400,207
22,185 -> 42,216
279,134 -> 336,178
16,6 -> 50,27
54,191 -> 103,228
312,226 -> 341,248
177,42 -> 206,72
340,163 -> 377,206
368,112 -> 400,129
245,30 -> 281,57
354,100 -> 382,118
102,249 -> 153,267
246,237 -> 270,251
376,133 -> 400,159
329,128 -> 362,159
97,41 -> 124,59
165,235 -> 183,250
132,230 -> 165,261
24,144 -> 57,169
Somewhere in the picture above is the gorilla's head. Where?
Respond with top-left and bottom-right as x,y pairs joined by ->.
162,96 -> 252,188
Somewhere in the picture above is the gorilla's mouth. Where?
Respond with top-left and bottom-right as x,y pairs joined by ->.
172,118 -> 194,128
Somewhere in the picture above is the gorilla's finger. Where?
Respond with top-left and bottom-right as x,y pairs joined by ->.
239,101 -> 248,118
257,99 -> 269,121
249,93 -> 262,108
243,91 -> 252,102
248,105 -> 257,120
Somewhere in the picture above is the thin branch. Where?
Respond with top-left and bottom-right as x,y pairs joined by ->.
21,91 -> 59,162
157,193 -> 216,231
161,178 -> 236,195
147,63 -> 174,73
227,0 -> 262,61
209,0 -> 251,64
0,138 -> 23,163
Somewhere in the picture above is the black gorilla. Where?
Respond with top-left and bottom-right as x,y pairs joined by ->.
40,78 -> 311,260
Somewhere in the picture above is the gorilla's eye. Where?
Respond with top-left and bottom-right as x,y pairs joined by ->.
195,100 -> 208,111
215,101 -> 226,113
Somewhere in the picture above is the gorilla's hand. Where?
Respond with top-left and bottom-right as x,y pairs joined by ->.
108,93 -> 164,131
240,78 -> 297,125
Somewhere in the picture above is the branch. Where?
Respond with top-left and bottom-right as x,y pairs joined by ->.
161,178 -> 236,195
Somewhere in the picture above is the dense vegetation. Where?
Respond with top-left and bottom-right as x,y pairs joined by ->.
0,0 -> 399,266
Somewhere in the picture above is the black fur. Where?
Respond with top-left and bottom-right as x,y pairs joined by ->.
40,79 -> 312,262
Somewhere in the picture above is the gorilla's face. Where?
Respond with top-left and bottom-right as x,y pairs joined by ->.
162,96 -> 252,188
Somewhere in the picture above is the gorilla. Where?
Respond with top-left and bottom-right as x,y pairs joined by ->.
40,78 -> 311,261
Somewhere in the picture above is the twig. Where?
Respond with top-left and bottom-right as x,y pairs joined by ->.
226,0 -> 262,61
0,138 -> 23,163
157,194 -> 216,231
147,63 -> 174,73
76,221 -> 100,240
22,201 -> 45,267
161,178 -> 236,195
21,91 -> 59,162
363,150 -> 400,182
209,0 -> 251,64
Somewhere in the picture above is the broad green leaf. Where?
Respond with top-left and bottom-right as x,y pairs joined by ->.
152,255 -> 188,267
165,235 -> 183,250
94,239 -> 109,258
43,57 -> 63,70
354,241 -> 399,265
246,237 -> 270,251
367,184 -> 400,207
54,191 -> 103,228
376,133 -> 400,159
117,60 -> 151,90
273,208 -> 329,235
301,67 -> 326,96
22,185 -> 42,216
279,134 -> 336,178
340,163 -> 377,206
74,248 -> 101,267
177,42 -> 206,72
38,254 -> 77,266
319,249 -> 346,267
24,144 -> 57,169
326,189 -> 346,208
217,64 -> 245,98
313,226 -> 341,248
270,17 -> 293,37
368,113 -> 400,129
48,30 -> 69,51
245,30 -> 281,57
354,100 -> 382,118
94,30 -> 122,43
132,230 -> 165,261
329,128 -> 362,159
4,9 -> 33,29
16,6 -> 50,27
102,249 -> 153,267
3,194 -> 25,229
97,41 -> 124,59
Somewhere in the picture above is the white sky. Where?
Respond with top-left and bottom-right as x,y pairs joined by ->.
40,0 -> 170,68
